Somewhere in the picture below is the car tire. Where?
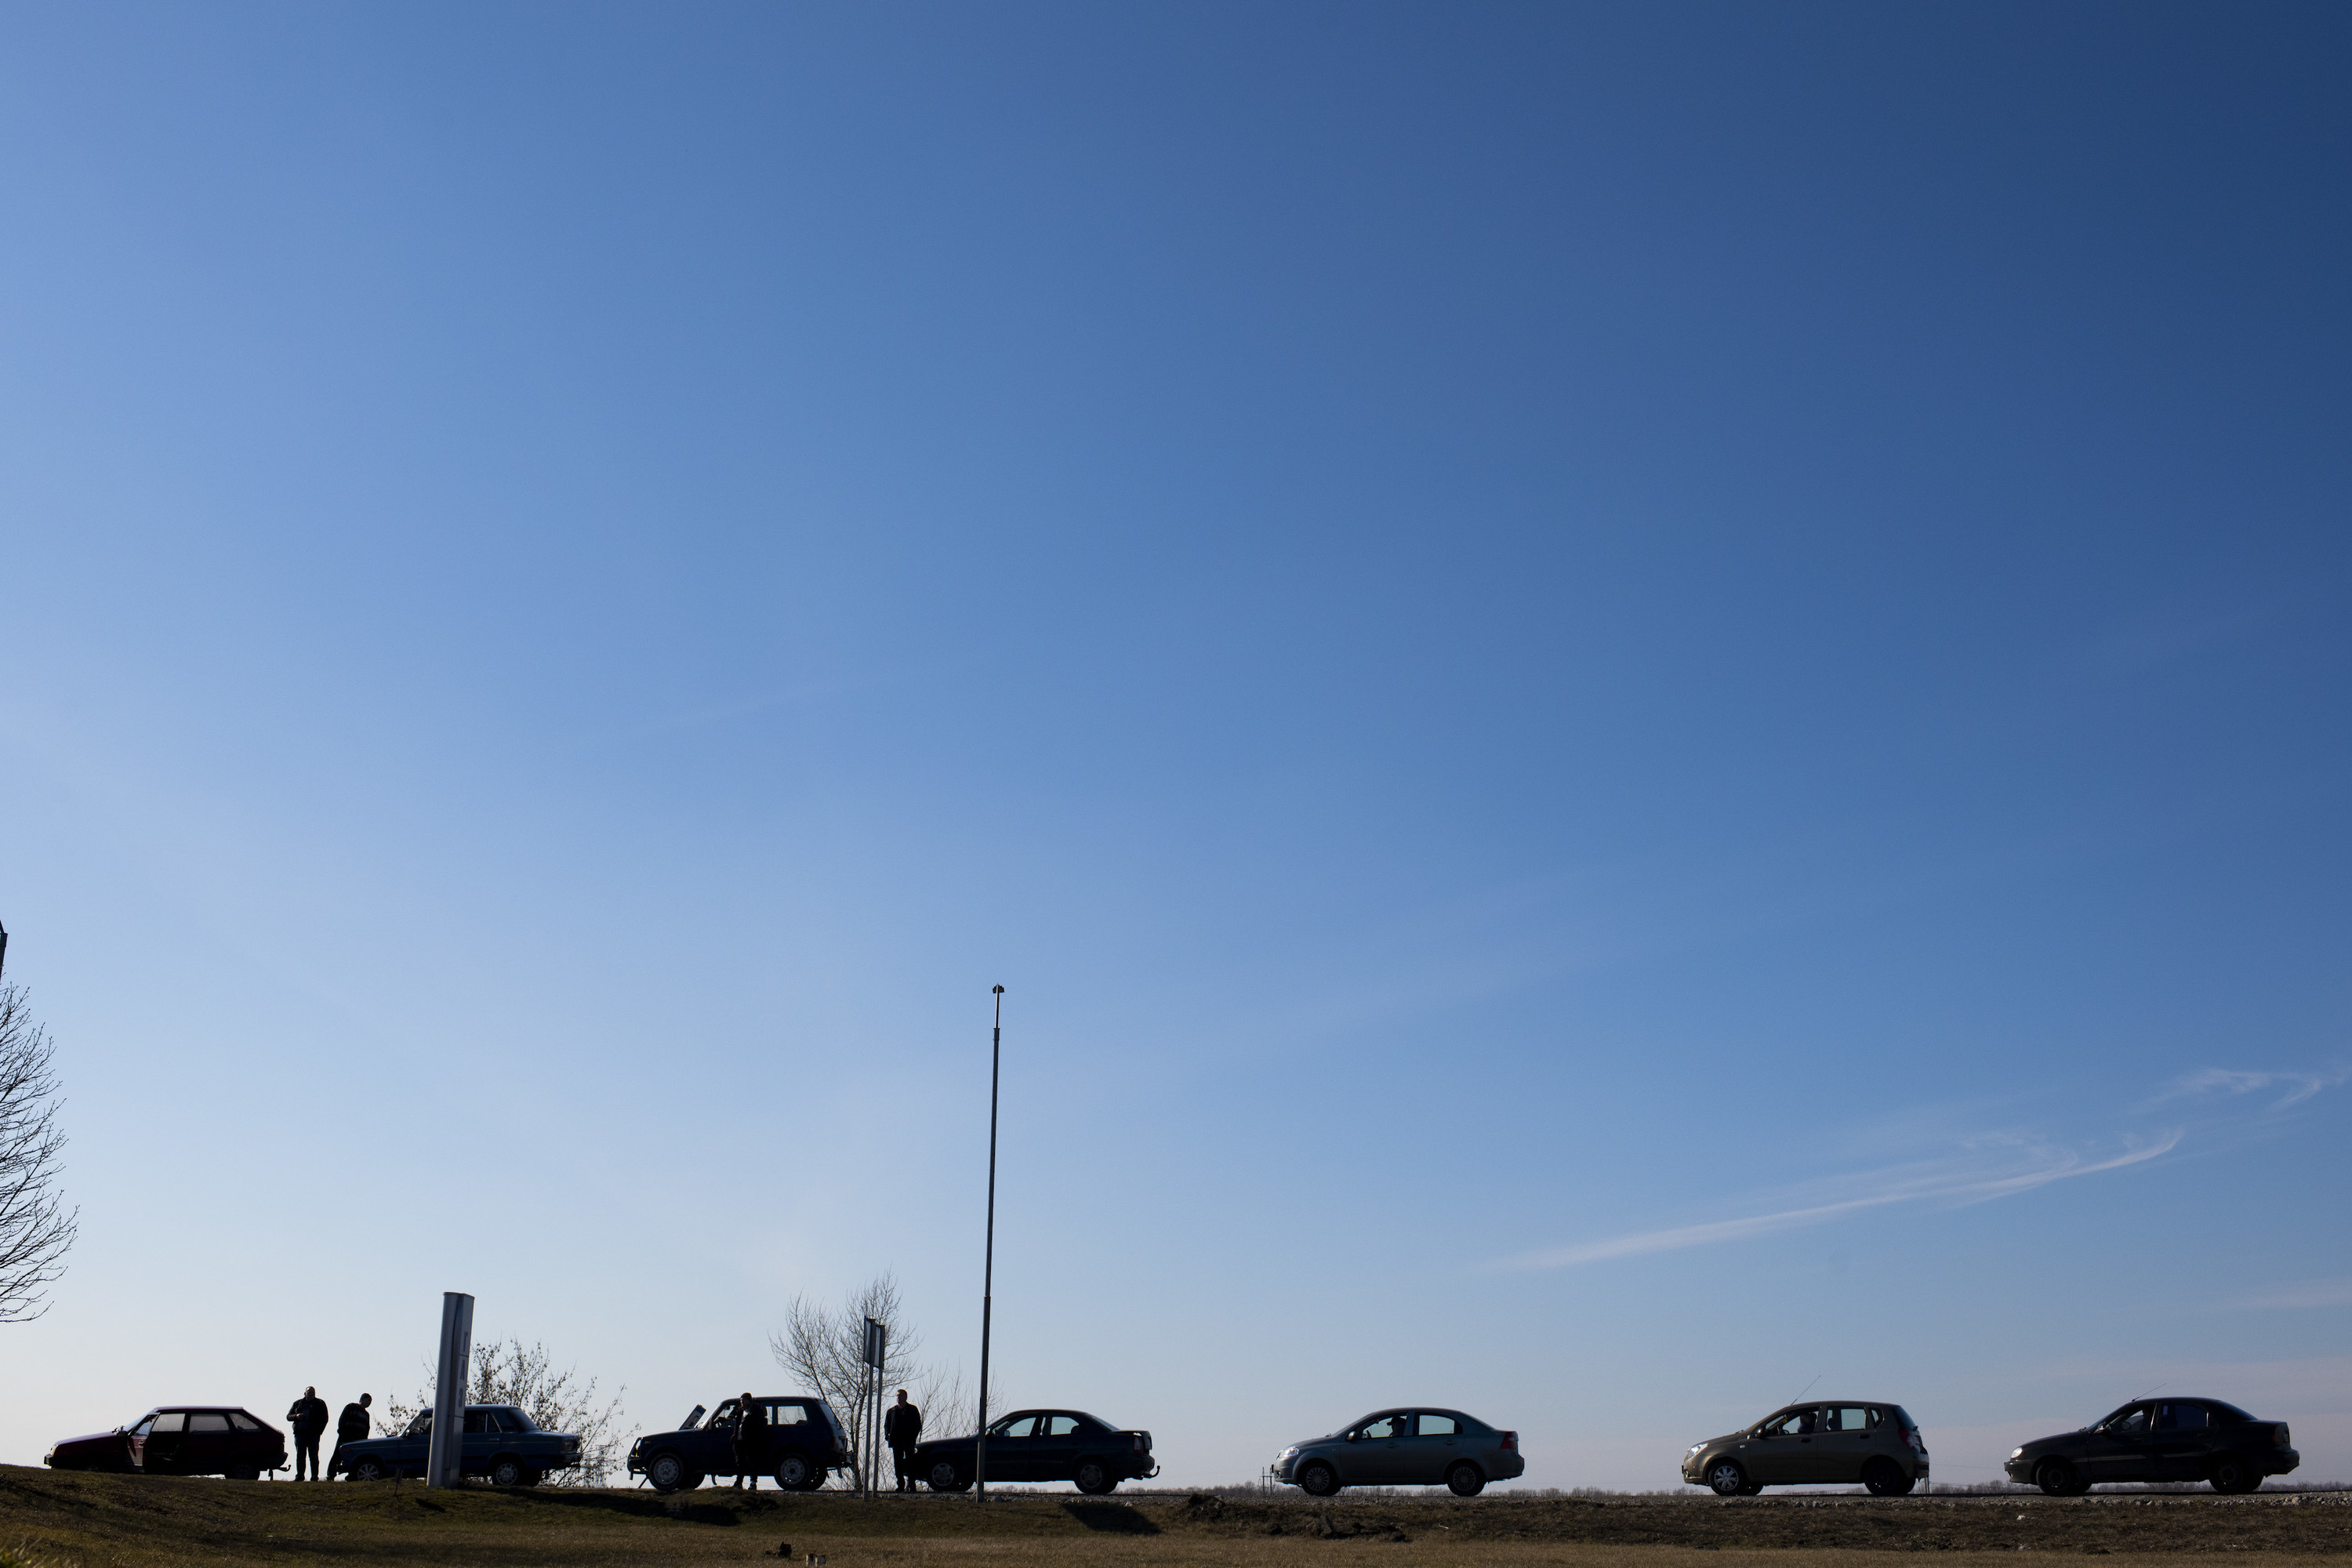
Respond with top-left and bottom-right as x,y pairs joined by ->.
491,1456 -> 527,1488
350,1457 -> 388,1483
2209,1454 -> 2255,1495
1074,1460 -> 1116,1495
1706,1459 -> 1748,1497
774,1450 -> 818,1490
2035,1458 -> 2081,1497
1298,1461 -> 1341,1497
647,1450 -> 695,1494
928,1458 -> 969,1493
1446,1461 -> 1485,1497
1862,1458 -> 1913,1497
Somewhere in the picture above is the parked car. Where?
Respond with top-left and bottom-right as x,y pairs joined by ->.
1681,1402 -> 1928,1496
2004,1399 -> 2299,1495
1272,1407 -> 1523,1497
911,1409 -> 1159,1494
626,1396 -> 851,1494
45,1406 -> 287,1479
334,1403 -> 581,1486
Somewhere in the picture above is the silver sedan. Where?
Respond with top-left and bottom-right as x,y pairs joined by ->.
1272,1407 -> 1525,1497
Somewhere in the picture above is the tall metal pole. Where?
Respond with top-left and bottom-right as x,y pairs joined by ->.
975,985 -> 1003,1501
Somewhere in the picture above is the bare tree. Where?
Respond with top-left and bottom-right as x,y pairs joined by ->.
0,986 -> 77,1323
769,1273 -> 985,1489
379,1337 -> 627,1486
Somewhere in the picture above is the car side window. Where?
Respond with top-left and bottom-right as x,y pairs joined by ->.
990,1416 -> 1037,1439
1762,1410 -> 1814,1437
189,1414 -> 229,1432
1419,1414 -> 1460,1436
2106,1406 -> 2151,1436
2154,1403 -> 2209,1432
1045,1416 -> 1082,1436
152,1413 -> 187,1434
463,1410 -> 490,1433
228,1414 -> 260,1432
1359,1416 -> 1403,1439
1827,1407 -> 1870,1432
708,1402 -> 738,1430
129,1416 -> 158,1437
770,1403 -> 808,1426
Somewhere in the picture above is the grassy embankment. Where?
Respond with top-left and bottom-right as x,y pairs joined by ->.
1,1467 -> 2347,1568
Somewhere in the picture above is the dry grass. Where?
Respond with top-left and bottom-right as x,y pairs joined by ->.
0,1467 -> 2347,1568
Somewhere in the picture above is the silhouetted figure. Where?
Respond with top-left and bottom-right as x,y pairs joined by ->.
733,1392 -> 768,1490
287,1387 -> 329,1481
885,1389 -> 923,1491
330,1393 -> 372,1479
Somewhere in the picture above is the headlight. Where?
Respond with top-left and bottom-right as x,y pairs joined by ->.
1278,1446 -> 1299,1460
1688,1445 -> 1704,1457
2009,1448 -> 2024,1460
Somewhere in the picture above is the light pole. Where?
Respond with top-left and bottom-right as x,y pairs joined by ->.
975,985 -> 1004,1501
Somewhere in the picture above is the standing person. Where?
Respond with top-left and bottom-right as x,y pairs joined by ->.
731,1392 -> 768,1490
329,1392 -> 372,1479
286,1387 -> 329,1482
884,1389 -> 923,1492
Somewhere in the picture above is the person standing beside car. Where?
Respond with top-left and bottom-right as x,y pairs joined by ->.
286,1387 -> 329,1482
732,1393 -> 768,1490
885,1389 -> 922,1491
329,1393 -> 371,1479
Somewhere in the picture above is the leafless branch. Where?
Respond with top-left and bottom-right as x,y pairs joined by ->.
0,986 -> 78,1324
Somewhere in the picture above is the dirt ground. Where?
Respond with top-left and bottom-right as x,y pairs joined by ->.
1,1468 -> 2347,1568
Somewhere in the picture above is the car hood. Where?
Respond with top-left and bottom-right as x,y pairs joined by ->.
53,1429 -> 127,1450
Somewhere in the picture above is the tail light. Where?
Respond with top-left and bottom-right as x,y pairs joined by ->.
1501,1432 -> 1518,1452
2275,1426 -> 2291,1449
1134,1432 -> 1152,1452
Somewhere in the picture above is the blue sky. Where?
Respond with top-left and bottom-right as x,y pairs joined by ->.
2,1 -> 2349,1490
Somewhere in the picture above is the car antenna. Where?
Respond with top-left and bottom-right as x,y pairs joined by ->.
1784,1375 -> 1821,1406
2128,1382 -> 2168,1403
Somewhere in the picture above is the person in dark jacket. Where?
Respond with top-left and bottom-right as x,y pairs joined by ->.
286,1387 -> 329,1481
732,1392 -> 768,1490
328,1392 -> 372,1479
884,1390 -> 923,1491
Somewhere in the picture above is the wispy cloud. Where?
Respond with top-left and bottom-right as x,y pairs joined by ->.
2152,1066 -> 2349,1111
1495,1132 -> 2180,1272
2227,1277 -> 2352,1311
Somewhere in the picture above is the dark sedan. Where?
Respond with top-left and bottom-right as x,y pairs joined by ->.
2005,1399 -> 2298,1495
912,1409 -> 1158,1494
335,1403 -> 581,1486
46,1406 -> 287,1479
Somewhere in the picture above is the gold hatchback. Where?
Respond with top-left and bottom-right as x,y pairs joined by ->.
1681,1402 -> 1928,1496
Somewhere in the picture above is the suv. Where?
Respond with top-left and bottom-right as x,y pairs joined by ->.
46,1406 -> 286,1479
627,1396 -> 851,1493
334,1404 -> 582,1486
2005,1399 -> 2299,1494
1272,1408 -> 1524,1497
1682,1402 -> 1929,1496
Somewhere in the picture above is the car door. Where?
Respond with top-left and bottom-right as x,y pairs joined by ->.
1029,1414 -> 1087,1482
1749,1408 -> 1828,1483
183,1411 -> 236,1475
393,1412 -> 434,1476
2080,1405 -> 2154,1483
766,1401 -> 812,1470
227,1411 -> 274,1473
979,1414 -> 1037,1482
2152,1402 -> 2216,1480
1396,1411 -> 1466,1483
1814,1406 -> 1875,1483
142,1411 -> 189,1473
1345,1414 -> 1413,1484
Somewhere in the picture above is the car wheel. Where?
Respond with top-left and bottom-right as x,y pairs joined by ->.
1862,1458 -> 1913,1497
1073,1459 -> 1118,1495
928,1458 -> 969,1493
491,1456 -> 526,1488
1446,1461 -> 1486,1497
2209,1454 -> 2254,1494
1706,1459 -> 1748,1497
2035,1457 -> 2081,1497
350,1457 -> 388,1483
648,1450 -> 694,1494
1298,1460 -> 1341,1497
775,1450 -> 816,1490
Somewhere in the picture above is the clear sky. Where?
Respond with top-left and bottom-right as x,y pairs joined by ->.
2,1 -> 2348,1491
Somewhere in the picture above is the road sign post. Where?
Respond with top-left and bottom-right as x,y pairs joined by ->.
426,1292 -> 474,1489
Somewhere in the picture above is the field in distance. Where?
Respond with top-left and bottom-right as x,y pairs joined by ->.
0,1467 -> 2347,1568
